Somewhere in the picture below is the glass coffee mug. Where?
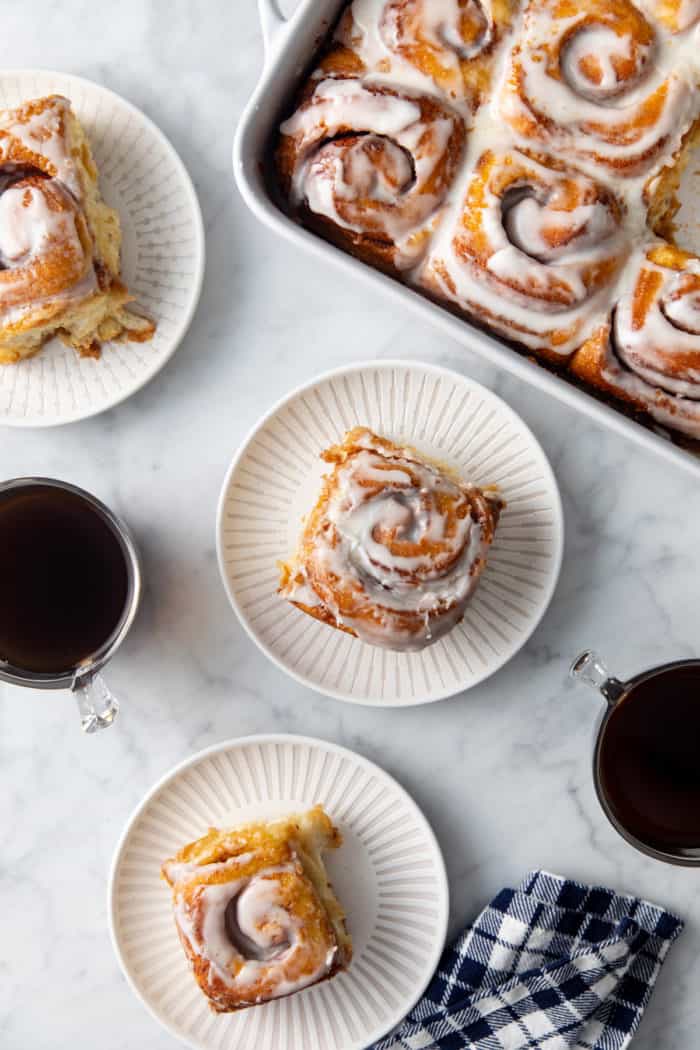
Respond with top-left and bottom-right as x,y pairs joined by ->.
571,650 -> 700,865
0,478 -> 140,733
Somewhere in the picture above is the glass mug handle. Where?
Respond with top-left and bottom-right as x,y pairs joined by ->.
570,650 -> 626,705
72,670 -> 119,733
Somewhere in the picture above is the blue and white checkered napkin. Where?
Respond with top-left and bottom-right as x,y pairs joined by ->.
372,870 -> 683,1050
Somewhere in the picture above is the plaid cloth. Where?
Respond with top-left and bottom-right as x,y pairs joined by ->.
372,870 -> 683,1050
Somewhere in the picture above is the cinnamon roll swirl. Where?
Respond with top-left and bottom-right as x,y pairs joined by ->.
499,0 -> 693,175
571,243 -> 700,438
162,806 -> 351,1012
277,78 -> 465,272
331,0 -> 517,105
0,95 -> 154,363
279,427 -> 502,652
421,148 -> 626,358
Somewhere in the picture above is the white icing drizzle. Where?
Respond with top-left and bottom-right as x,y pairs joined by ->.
591,244 -> 700,436
547,218 -> 700,442
167,856 -> 338,1005
281,78 -> 463,268
420,148 -> 626,353
0,183 -> 66,266
0,178 -> 96,324
341,0 -> 495,100
0,96 -> 81,196
381,0 -> 491,59
383,0 -> 491,78
505,196 -> 616,264
499,0 -> 697,174
563,26 -> 649,102
162,853 -> 256,884
283,429 -> 499,650
615,252 -> 700,390
0,96 -> 97,325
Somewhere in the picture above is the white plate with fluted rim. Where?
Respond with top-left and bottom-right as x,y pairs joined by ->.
217,360 -> 564,705
0,70 -> 204,426
109,733 -> 449,1050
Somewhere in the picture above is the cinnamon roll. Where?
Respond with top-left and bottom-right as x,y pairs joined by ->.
279,427 -> 502,652
0,95 -> 154,364
421,148 -> 626,358
331,0 -> 517,105
161,806 -> 351,1012
277,78 -> 465,272
499,0 -> 693,175
571,243 -> 700,438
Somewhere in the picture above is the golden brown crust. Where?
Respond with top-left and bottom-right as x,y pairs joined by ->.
420,147 -> 627,362
570,244 -> 700,439
276,77 -> 465,274
569,323 -> 628,398
280,427 -> 502,650
162,806 -> 351,1013
500,0 -> 684,175
0,94 -> 155,363
334,0 -> 518,106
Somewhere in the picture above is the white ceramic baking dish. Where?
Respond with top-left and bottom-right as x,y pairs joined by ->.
233,0 -> 700,476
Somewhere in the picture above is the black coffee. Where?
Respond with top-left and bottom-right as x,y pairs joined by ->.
598,665 -> 700,853
0,484 -> 129,674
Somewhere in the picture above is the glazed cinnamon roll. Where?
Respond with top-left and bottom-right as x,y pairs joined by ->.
161,806 -> 351,1012
277,78 -> 465,272
571,244 -> 700,438
421,148 -> 626,359
0,95 -> 154,363
331,0 -> 517,105
499,0 -> 693,175
279,427 -> 502,651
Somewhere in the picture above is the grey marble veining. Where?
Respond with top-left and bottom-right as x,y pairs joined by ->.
1,3 -> 699,1048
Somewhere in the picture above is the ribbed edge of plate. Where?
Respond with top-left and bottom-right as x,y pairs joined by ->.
0,70 -> 204,425
217,360 -> 564,705
109,734 -> 449,1050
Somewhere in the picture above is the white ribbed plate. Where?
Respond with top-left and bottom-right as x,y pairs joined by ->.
109,734 -> 449,1050
0,70 -> 204,426
217,360 -> 563,705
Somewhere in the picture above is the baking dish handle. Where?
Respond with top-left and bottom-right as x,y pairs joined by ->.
258,0 -> 289,58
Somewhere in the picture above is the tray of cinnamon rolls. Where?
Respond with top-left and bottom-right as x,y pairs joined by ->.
234,0 -> 700,470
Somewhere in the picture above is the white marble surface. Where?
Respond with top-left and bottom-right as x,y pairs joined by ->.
1,4 -> 700,1048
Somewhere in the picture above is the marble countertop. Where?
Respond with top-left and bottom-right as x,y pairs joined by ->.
2,3 -> 700,1048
